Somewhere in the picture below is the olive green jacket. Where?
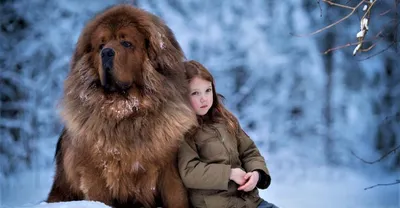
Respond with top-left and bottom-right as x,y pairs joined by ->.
178,123 -> 271,208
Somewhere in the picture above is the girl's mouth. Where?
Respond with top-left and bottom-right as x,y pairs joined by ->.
200,105 -> 208,108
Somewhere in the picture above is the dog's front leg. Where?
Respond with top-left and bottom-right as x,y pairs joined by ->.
79,174 -> 113,207
159,164 -> 189,208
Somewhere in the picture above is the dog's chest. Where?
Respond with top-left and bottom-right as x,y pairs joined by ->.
95,144 -> 142,176
91,143 -> 157,197
99,154 -> 145,177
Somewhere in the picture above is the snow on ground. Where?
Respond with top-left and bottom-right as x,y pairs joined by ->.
261,166 -> 399,208
1,165 -> 398,208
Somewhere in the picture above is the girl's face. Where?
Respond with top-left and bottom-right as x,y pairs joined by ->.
189,77 -> 213,116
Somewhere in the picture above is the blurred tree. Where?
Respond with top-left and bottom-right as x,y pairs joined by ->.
0,0 -> 33,177
373,57 -> 400,170
307,0 -> 400,173
300,0 -> 400,171
0,0 -> 119,178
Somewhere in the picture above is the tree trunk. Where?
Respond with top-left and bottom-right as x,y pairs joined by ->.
322,31 -> 336,164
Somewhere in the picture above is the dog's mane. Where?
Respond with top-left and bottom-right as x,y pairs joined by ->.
60,4 -> 196,163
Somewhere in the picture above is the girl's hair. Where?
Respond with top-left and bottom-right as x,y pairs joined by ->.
183,60 -> 240,137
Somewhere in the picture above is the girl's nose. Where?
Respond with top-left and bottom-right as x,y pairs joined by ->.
200,97 -> 206,103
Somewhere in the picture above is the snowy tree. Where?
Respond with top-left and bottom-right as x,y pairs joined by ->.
1,0 -> 37,178
300,0 -> 400,169
0,0 -> 119,179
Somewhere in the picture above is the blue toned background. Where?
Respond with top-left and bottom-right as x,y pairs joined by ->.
1,0 -> 399,207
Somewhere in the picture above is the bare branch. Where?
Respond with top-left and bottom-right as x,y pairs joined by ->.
323,43 -> 352,54
323,39 -> 380,54
380,9 -> 392,16
322,17 -> 400,54
360,0 -> 376,21
322,0 -> 355,10
364,180 -> 400,190
359,41 -> 378,52
322,14 -> 398,55
351,144 -> 400,164
323,31 -> 384,54
291,0 -> 365,37
394,0 -> 399,52
352,0 -> 377,55
295,0 -> 399,56
356,41 -> 397,61
316,0 -> 323,17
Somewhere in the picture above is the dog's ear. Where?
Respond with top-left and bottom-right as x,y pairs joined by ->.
71,39 -> 92,70
70,22 -> 97,70
144,19 -> 185,77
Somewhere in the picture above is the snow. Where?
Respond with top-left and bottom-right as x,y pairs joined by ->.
1,153 -> 398,208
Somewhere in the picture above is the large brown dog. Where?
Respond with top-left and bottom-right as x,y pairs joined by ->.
47,5 -> 196,208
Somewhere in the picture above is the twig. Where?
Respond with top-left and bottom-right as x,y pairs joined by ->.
364,180 -> 400,190
345,0 -> 354,4
356,41 -> 396,61
360,0 -> 376,22
351,144 -> 400,164
322,0 -> 355,10
323,43 -> 353,54
380,9 -> 392,16
323,25 -> 387,54
359,31 -> 386,52
323,39 -> 379,54
359,41 -> 378,52
394,0 -> 399,52
323,31 -> 383,54
317,0 -> 323,17
353,0 -> 376,55
296,0 -> 397,55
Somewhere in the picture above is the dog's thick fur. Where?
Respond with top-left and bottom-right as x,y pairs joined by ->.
47,5 -> 196,208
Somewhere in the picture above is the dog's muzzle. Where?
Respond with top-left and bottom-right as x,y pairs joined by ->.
101,48 -> 117,92
100,48 -> 131,93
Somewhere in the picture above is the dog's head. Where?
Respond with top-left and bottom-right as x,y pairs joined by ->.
64,5 -> 188,120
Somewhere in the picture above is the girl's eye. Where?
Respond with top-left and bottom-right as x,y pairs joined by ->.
191,92 -> 199,96
206,88 -> 212,93
121,41 -> 133,48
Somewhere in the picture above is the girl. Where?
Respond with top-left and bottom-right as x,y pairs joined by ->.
178,60 -> 278,208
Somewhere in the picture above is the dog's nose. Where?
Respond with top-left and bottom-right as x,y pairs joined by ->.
101,48 -> 115,58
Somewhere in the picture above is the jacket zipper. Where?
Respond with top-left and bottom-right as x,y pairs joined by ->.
211,125 -> 231,166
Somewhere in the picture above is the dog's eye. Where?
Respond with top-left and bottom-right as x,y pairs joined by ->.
121,41 -> 133,48
99,44 -> 105,51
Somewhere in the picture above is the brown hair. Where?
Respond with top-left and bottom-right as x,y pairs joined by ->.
183,60 -> 240,137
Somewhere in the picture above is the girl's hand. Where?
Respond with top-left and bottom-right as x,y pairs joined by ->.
229,168 -> 247,185
237,171 -> 259,192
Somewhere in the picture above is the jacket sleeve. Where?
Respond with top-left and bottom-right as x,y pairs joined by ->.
178,137 -> 231,190
237,128 -> 271,189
